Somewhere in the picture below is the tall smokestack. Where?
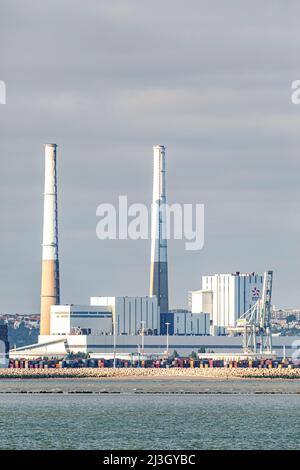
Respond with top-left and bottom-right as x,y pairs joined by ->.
40,143 -> 60,335
150,145 -> 169,318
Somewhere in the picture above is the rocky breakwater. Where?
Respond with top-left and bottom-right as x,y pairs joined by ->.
0,367 -> 300,379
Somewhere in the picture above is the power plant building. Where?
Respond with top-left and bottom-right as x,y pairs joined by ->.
50,305 -> 112,336
10,143 -> 275,360
172,310 -> 210,336
90,296 -> 160,335
191,272 -> 263,334
11,334 -> 299,360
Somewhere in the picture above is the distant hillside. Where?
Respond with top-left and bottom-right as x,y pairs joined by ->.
8,322 -> 39,349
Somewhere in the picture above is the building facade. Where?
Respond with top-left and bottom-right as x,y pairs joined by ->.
50,305 -> 112,336
190,290 -> 213,316
12,334 -> 300,359
173,310 -> 210,336
90,296 -> 160,335
191,272 -> 263,334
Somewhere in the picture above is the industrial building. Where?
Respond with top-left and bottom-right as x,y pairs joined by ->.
10,334 -> 299,360
33,296 -> 210,351
50,305 -> 112,336
8,143 -> 280,361
48,296 -> 160,337
190,272 -> 263,335
171,310 -> 210,336
90,296 -> 160,335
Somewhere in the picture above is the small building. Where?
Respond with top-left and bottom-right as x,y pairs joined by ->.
50,305 -> 112,336
172,310 -> 210,335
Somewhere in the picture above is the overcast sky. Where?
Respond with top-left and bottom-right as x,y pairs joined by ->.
0,1 -> 300,314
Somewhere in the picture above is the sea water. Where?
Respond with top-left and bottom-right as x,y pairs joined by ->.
0,392 -> 299,449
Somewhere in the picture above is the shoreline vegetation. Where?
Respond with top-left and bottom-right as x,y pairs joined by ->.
0,367 -> 300,380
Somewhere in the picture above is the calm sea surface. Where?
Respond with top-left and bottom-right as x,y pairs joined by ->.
0,392 -> 299,450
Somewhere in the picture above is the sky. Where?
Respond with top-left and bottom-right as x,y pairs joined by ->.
0,1 -> 300,314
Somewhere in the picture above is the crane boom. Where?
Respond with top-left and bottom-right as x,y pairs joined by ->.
259,270 -> 273,353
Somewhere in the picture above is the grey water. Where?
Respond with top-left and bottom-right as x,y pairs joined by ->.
0,393 -> 299,450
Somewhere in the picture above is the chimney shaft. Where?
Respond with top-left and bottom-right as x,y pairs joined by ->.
149,145 -> 169,315
40,143 -> 60,335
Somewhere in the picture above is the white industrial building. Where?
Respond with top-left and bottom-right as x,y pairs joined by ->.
90,296 -> 160,335
191,291 -> 213,316
190,272 -> 263,334
48,296 -> 160,337
46,298 -> 210,340
50,305 -> 112,336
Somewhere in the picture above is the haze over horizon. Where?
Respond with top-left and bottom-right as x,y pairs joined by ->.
1,1 -> 300,314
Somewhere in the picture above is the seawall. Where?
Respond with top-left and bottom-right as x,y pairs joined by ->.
0,367 -> 300,379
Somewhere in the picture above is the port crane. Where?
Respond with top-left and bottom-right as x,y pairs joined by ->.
233,270 -> 273,355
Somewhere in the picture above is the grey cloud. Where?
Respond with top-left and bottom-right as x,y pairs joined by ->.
0,0 -> 300,313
